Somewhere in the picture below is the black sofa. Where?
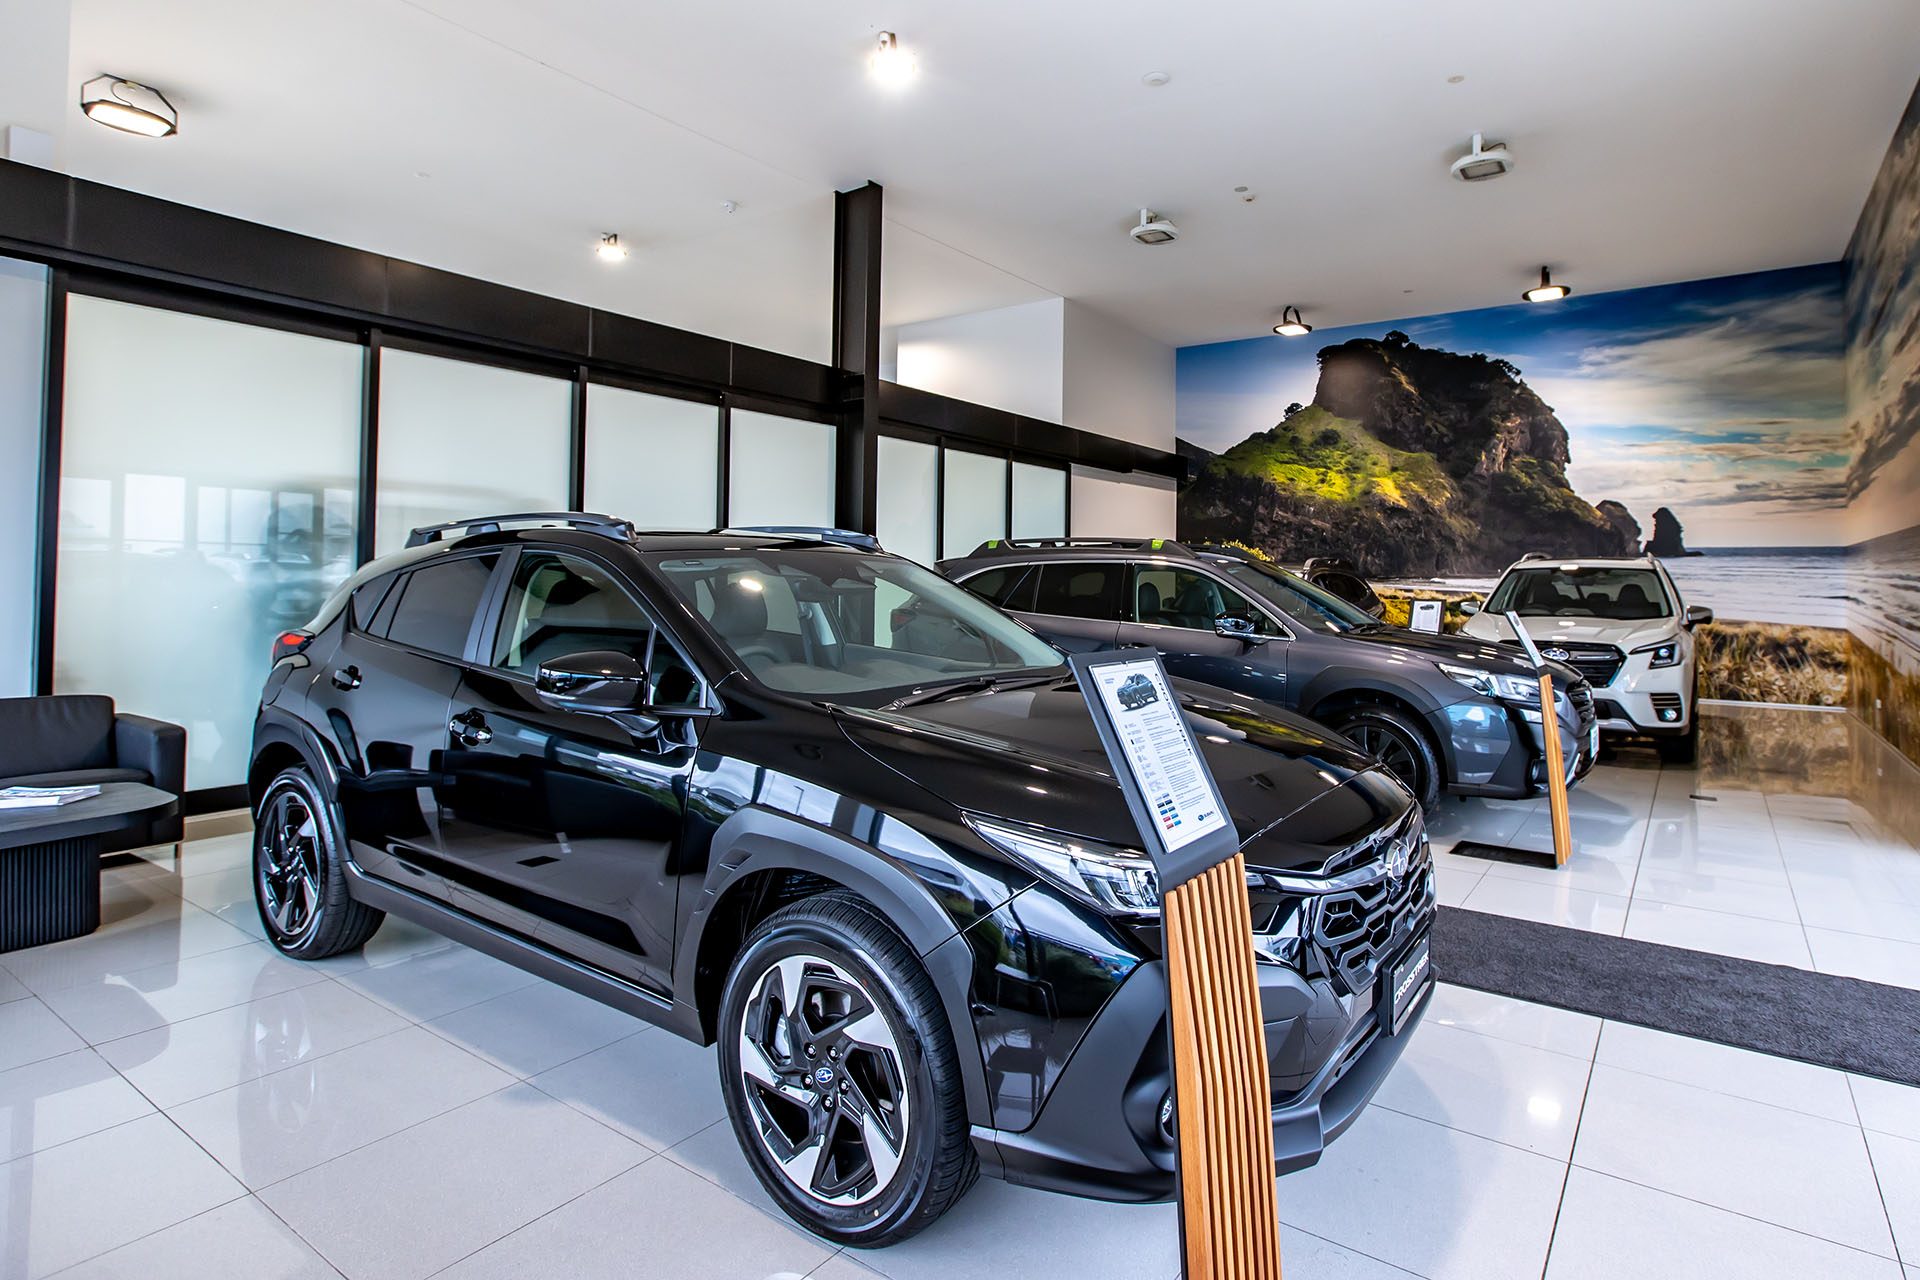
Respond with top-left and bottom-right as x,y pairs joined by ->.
0,695 -> 186,852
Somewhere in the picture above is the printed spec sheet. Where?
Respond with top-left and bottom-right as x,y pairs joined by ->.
1088,657 -> 1231,854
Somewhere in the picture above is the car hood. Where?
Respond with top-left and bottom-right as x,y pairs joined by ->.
835,675 -> 1413,877
1324,622 -> 1546,677
1469,614 -> 1673,650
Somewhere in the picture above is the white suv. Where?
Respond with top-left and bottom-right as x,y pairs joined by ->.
1458,556 -> 1712,763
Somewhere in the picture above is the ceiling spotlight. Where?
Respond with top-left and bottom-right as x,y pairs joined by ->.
595,233 -> 629,263
1141,71 -> 1171,87
1129,209 -> 1180,246
1523,266 -> 1570,302
1273,306 -> 1313,337
869,32 -> 918,88
1450,131 -> 1513,182
79,74 -> 178,138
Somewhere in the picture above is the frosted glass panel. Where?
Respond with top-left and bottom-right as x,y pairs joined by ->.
57,295 -> 362,789
1012,461 -> 1068,540
375,349 -> 571,555
0,257 -> 48,697
728,410 -> 835,527
584,386 -> 718,530
876,436 -> 938,565
941,449 -> 1007,558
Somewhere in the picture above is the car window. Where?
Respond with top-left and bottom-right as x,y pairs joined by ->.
1318,572 -> 1368,605
1131,566 -> 1274,633
492,552 -> 704,707
351,573 -> 399,632
1484,566 -> 1672,620
1212,559 -> 1373,635
1031,563 -> 1125,621
959,565 -> 1039,612
382,554 -> 499,658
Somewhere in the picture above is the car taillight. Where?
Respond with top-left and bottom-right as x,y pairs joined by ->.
272,629 -> 313,663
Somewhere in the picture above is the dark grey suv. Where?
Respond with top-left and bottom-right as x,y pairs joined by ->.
939,539 -> 1596,808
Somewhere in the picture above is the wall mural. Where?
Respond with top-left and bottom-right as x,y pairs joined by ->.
1175,263 -> 1852,706
1845,75 -> 1920,768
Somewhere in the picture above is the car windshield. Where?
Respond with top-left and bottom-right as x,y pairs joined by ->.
1484,565 -> 1673,620
653,547 -> 1066,700
1212,559 -> 1379,634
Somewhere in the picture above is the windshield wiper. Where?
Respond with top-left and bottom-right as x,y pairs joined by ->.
882,676 -> 1001,710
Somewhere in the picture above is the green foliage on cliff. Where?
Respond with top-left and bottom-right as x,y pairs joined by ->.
1216,406 -> 1451,507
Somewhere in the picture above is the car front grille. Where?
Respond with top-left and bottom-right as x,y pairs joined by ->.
1310,860 -> 1435,996
1546,643 -> 1625,687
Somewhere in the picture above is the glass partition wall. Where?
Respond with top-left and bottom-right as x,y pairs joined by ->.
41,286 -> 1079,806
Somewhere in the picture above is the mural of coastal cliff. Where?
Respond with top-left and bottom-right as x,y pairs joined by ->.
1176,263 -> 1852,704
1844,74 -> 1920,769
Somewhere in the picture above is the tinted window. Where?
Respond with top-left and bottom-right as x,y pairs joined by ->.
1131,566 -> 1273,633
1318,572 -> 1368,604
1031,563 -> 1125,621
350,575 -> 398,631
383,554 -> 499,657
1485,566 -> 1672,620
492,552 -> 704,708
959,566 -> 1015,603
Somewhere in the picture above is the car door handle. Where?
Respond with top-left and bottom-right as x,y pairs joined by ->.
449,713 -> 492,747
330,665 -> 361,691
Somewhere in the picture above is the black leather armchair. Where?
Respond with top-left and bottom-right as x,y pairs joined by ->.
0,695 -> 186,851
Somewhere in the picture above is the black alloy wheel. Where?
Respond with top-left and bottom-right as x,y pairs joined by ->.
1328,706 -> 1441,809
253,767 -> 384,960
718,893 -> 976,1247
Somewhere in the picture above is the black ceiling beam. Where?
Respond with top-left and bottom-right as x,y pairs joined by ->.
832,181 -> 884,533
878,380 -> 1186,480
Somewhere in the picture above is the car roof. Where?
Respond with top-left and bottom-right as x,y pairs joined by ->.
1504,556 -> 1660,570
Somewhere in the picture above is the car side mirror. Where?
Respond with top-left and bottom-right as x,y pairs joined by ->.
1214,612 -> 1267,645
1459,600 -> 1480,616
1685,605 -> 1713,628
1366,599 -> 1387,619
536,650 -> 647,715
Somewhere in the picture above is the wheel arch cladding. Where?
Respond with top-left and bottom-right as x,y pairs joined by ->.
684,806 -> 995,1123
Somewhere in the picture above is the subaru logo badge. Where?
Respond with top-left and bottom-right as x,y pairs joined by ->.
813,1066 -> 835,1088
1542,646 -> 1570,662
1386,834 -> 1412,881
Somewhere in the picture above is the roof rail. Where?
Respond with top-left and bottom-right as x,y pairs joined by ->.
1517,551 -> 1550,562
1187,542 -> 1258,563
405,511 -> 636,548
720,525 -> 883,551
965,537 -> 1195,558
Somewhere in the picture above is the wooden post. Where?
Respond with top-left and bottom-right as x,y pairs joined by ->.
1537,670 -> 1575,868
1164,852 -> 1284,1279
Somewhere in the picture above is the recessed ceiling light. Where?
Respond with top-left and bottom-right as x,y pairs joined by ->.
1142,71 -> 1171,87
79,74 -> 177,137
1447,74 -> 1466,84
869,31 -> 918,88
1523,266 -> 1570,302
1450,132 -> 1513,182
1273,306 -> 1313,337
596,233 -> 630,263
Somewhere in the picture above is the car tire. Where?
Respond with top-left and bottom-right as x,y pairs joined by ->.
253,767 -> 385,960
1657,715 -> 1700,765
718,891 -> 977,1248
1326,705 -> 1442,810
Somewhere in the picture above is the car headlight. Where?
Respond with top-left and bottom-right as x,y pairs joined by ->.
1634,639 -> 1682,668
966,815 -> 1160,917
1437,662 -> 1540,704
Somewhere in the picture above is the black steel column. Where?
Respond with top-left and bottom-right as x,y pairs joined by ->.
832,181 -> 883,534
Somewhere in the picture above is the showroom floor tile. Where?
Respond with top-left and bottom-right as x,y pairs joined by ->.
5,737 -> 1917,1280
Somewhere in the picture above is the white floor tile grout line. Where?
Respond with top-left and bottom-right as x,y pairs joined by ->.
1849,1074 -> 1913,1269
1535,1032 -> 1599,1280
413,1146 -> 663,1279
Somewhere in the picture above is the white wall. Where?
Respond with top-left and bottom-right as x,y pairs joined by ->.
893,298 -> 1066,422
1071,466 -> 1177,539
0,0 -> 69,162
0,257 -> 47,696
1062,301 -> 1176,451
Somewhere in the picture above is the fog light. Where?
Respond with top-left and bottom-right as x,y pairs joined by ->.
1660,708 -> 1680,722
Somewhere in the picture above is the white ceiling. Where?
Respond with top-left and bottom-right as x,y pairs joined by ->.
16,0 -> 1920,360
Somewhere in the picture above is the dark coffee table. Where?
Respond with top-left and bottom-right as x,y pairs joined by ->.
0,782 -> 180,951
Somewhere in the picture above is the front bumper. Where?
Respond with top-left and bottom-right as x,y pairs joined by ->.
970,884 -> 1437,1202
1441,690 -> 1596,800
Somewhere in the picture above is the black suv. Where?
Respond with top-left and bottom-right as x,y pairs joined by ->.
249,514 -> 1434,1247
939,538 -> 1597,808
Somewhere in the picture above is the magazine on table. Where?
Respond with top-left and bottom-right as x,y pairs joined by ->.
0,785 -> 102,810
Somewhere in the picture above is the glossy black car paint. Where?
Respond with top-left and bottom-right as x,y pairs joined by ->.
939,545 -> 1596,801
250,528 -> 1435,1202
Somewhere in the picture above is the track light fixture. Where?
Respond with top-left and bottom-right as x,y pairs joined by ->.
1273,306 -> 1313,337
596,234 -> 630,263
1522,266 -> 1570,303
79,74 -> 178,138
869,32 -> 919,88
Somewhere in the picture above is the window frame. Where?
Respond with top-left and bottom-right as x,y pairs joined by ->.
1123,561 -> 1289,638
368,549 -> 506,663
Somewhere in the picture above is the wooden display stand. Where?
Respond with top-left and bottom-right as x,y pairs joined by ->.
1071,650 -> 1284,1279
1506,612 -> 1575,868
